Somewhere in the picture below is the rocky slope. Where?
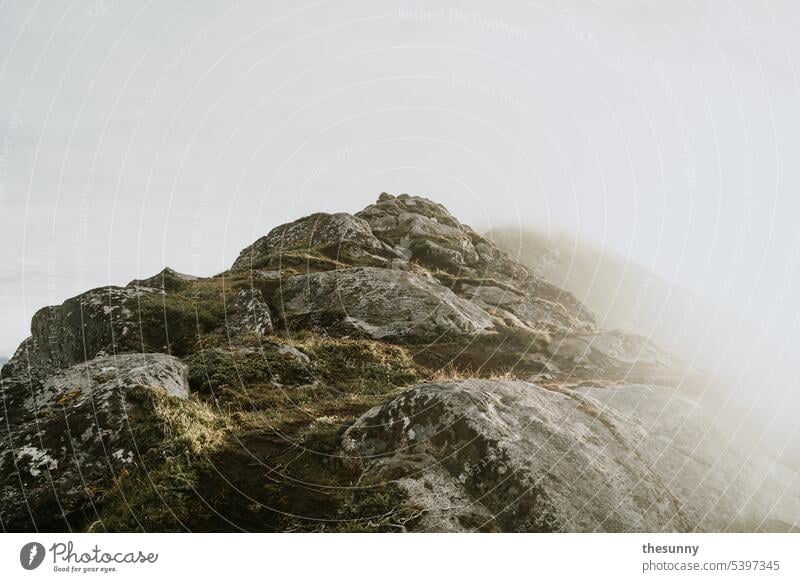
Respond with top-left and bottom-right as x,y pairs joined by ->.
1,193 -> 796,532
344,381 -> 799,532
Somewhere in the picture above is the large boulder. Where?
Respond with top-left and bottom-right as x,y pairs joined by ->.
225,193 -> 594,335
342,380 -> 800,532
29,285 -> 158,370
230,212 -> 397,272
0,353 -> 189,531
223,288 -> 273,337
23,270 -> 234,372
274,267 -> 495,341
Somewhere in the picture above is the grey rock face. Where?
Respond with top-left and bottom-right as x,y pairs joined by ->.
0,353 -> 189,531
1,337 -> 57,382
357,193 -> 595,333
224,288 -> 273,337
231,212 -> 396,271
21,267 -> 225,374
29,285 -> 159,370
356,193 -> 489,274
274,267 -> 495,341
460,282 -> 593,333
226,192 -> 593,336
343,380 -> 800,532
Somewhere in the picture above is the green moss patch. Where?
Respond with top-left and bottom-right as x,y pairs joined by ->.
90,332 -> 425,532
91,388 -> 230,532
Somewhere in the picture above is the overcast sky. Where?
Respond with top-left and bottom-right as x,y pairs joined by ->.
1,0 -> 799,363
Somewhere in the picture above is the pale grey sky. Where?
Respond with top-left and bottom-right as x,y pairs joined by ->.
1,0 -> 799,374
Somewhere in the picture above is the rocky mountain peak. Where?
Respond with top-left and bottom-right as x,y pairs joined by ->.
360,192 -> 466,230
2,192 -> 796,533
355,193 -> 486,271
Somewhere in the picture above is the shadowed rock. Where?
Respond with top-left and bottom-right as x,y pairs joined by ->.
29,285 -> 159,370
0,353 -> 188,531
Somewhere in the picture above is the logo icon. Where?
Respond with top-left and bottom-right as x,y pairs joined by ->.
20,542 -> 46,570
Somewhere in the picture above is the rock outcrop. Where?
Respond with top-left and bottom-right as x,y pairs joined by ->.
0,353 -> 188,531
343,380 -> 800,532
224,288 -> 274,337
357,194 -> 596,332
1,192 -> 795,532
230,212 -> 397,272
274,267 -> 495,341
28,285 -> 157,370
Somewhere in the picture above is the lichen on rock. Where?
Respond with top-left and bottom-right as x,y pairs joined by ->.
343,379 -> 800,532
0,353 -> 189,531
275,266 -> 496,341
